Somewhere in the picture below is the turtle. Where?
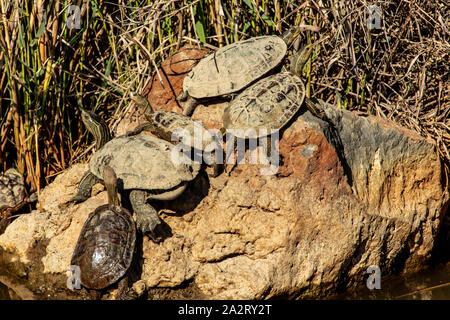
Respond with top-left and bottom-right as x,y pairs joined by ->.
178,28 -> 305,116
221,41 -> 328,172
126,92 -> 223,177
68,108 -> 201,242
0,168 -> 25,210
0,169 -> 37,232
70,165 -> 136,298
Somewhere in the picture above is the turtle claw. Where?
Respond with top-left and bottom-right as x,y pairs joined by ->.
148,222 -> 172,243
136,212 -> 171,243
117,288 -> 138,300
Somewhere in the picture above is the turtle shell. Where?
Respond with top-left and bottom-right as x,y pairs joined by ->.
149,111 -> 218,152
223,72 -> 306,139
0,169 -> 25,208
70,204 -> 136,289
183,36 -> 287,99
89,134 -> 201,191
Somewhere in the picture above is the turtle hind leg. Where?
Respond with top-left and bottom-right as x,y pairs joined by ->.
116,274 -> 138,300
224,134 -> 238,176
176,91 -> 188,102
181,96 -> 199,116
129,190 -> 171,243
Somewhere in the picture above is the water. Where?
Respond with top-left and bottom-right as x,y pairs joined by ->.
333,263 -> 450,300
0,281 -> 14,300
0,264 -> 448,300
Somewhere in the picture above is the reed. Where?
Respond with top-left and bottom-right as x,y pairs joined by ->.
0,0 -> 448,197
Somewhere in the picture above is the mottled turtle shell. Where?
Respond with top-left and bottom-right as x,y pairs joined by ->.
223,72 -> 306,139
149,111 -> 218,152
0,169 -> 25,208
89,134 -> 201,191
183,36 -> 287,99
71,204 -> 136,289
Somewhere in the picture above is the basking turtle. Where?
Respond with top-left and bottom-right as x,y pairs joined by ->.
0,169 -> 37,231
70,166 -> 136,298
69,108 -> 201,242
0,169 -> 25,210
178,28 -> 304,116
127,92 -> 222,176
221,42 -> 328,171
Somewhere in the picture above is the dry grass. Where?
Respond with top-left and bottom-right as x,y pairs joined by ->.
0,0 -> 449,196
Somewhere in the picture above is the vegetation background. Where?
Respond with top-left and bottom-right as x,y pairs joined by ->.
0,0 -> 448,198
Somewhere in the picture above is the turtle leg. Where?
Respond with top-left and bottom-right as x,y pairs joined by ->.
212,162 -> 220,178
224,136 -> 239,176
176,90 -> 188,102
177,91 -> 198,116
116,274 -> 138,300
263,136 -> 272,163
181,96 -> 199,116
259,135 -> 281,175
129,190 -> 167,243
68,171 -> 100,203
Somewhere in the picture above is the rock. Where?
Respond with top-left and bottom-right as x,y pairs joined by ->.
0,164 -> 107,299
0,100 -> 448,299
142,45 -> 212,114
115,45 -> 226,135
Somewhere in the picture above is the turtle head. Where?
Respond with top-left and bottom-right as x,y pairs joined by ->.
130,92 -> 153,114
103,165 -> 120,207
79,107 -> 112,150
282,26 -> 304,47
290,43 -> 314,76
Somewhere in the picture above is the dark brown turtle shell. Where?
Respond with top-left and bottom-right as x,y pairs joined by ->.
70,204 -> 136,289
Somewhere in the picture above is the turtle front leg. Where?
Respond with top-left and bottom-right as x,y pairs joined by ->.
181,96 -> 199,116
224,135 -> 239,176
116,274 -> 137,300
262,136 -> 272,162
69,171 -> 100,203
129,190 -> 168,243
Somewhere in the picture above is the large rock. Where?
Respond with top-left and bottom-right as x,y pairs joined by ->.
0,99 -> 448,299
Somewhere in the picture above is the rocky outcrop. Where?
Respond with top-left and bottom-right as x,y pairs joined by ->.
0,101 -> 447,299
115,45 -> 212,137
0,47 -> 448,300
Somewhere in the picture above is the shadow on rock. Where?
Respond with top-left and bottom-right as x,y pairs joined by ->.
158,170 -> 210,215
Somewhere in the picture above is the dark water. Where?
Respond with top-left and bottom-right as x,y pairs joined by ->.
0,264 -> 448,300
0,281 -> 13,300
332,264 -> 450,300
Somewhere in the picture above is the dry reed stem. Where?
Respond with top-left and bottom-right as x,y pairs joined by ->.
0,0 -> 448,195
